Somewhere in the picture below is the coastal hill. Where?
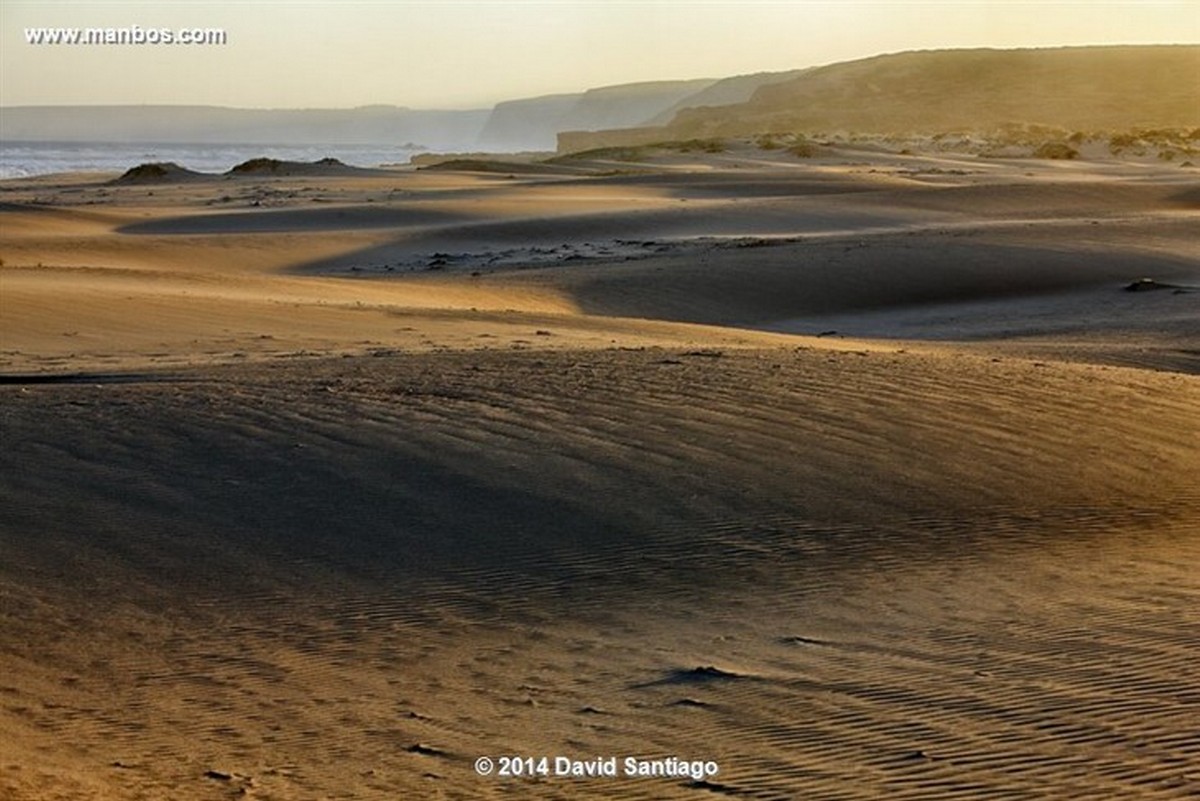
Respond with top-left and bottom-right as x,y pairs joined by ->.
641,67 -> 813,126
475,78 -> 717,151
477,70 -> 825,151
559,45 -> 1200,152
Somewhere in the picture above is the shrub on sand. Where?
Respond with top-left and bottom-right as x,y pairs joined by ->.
789,141 -> 818,158
671,138 -> 726,154
229,157 -> 284,174
1108,132 -> 1141,155
1033,142 -> 1079,160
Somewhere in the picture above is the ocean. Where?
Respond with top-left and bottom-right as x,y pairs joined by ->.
0,140 -> 425,179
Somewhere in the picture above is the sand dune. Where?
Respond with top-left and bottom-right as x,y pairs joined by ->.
2,349 -> 1197,800
1,145 -> 1197,799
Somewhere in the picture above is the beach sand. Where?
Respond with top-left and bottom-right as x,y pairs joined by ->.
1,143 -> 1197,799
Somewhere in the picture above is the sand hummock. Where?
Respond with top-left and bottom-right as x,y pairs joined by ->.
1,138 -> 1197,800
225,156 -> 387,177
102,157 -> 388,186
111,161 -> 208,184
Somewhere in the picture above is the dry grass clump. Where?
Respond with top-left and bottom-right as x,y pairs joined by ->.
111,162 -> 204,184
668,138 -> 727,154
549,146 -> 648,163
1033,142 -> 1079,160
229,157 -> 285,174
553,139 -> 726,161
755,132 -> 821,153
121,162 -> 172,180
789,140 -> 818,158
1107,128 -> 1199,156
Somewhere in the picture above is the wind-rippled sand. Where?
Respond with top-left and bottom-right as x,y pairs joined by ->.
1,145 -> 1197,799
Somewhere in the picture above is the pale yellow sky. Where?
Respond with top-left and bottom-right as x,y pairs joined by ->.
2,1 -> 1197,108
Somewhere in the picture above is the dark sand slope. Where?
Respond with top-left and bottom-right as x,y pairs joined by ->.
1,349 -> 1198,800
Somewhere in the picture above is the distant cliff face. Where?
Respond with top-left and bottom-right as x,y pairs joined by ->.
642,69 -> 813,126
475,79 -> 716,152
558,45 -> 1200,153
566,79 -> 716,134
475,94 -> 584,152
0,106 -> 491,151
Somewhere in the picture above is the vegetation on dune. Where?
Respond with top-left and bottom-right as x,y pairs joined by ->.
1107,127 -> 1200,156
419,159 -> 515,172
1033,142 -> 1079,160
226,157 -> 349,175
756,132 -> 818,153
670,138 -> 726,154
549,138 -> 726,163
556,124 -> 1197,166
229,157 -> 285,174
112,162 -> 200,183
788,140 -> 819,158
122,163 -> 171,179
548,145 -> 650,163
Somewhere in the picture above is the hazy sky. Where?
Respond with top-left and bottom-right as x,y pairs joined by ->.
2,1 -> 1196,108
